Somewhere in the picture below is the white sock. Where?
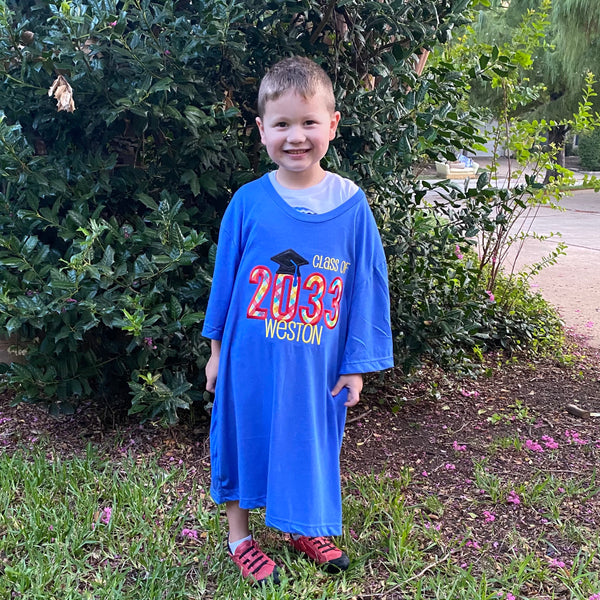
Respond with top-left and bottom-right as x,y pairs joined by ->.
228,533 -> 252,554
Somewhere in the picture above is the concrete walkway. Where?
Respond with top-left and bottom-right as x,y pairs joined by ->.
507,189 -> 600,348
424,157 -> 600,348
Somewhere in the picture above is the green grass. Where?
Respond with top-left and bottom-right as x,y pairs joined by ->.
1,442 -> 599,599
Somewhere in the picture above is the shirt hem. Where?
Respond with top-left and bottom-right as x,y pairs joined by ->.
265,514 -> 342,537
340,356 -> 394,374
210,486 -> 266,510
202,325 -> 223,340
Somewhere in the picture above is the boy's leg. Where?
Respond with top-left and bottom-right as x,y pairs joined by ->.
225,501 -> 279,584
226,501 -> 250,544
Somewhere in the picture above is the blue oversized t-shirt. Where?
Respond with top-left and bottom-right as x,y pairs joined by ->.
202,174 -> 393,536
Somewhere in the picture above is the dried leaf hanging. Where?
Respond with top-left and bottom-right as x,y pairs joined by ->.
48,75 -> 75,113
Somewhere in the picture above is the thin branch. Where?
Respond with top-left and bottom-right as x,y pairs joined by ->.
310,0 -> 337,45
346,409 -> 372,424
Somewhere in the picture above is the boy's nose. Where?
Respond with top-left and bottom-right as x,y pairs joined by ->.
286,126 -> 306,143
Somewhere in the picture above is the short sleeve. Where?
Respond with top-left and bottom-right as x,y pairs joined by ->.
339,260 -> 394,374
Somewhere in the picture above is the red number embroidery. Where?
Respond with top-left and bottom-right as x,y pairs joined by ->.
299,273 -> 326,325
324,277 -> 343,329
247,266 -> 272,320
271,274 -> 299,322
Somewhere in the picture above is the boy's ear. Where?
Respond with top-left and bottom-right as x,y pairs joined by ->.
329,111 -> 341,141
255,116 -> 266,144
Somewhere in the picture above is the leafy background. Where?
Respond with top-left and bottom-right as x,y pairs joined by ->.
0,0 -> 563,421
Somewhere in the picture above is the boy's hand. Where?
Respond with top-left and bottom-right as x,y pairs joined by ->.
332,373 -> 363,407
205,339 -> 221,393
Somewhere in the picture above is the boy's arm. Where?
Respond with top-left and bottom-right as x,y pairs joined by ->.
332,373 -> 363,407
205,339 -> 221,393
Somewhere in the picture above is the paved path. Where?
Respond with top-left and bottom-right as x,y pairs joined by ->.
507,190 -> 600,348
423,158 -> 600,349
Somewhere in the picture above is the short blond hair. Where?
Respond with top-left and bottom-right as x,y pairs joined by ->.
257,56 -> 336,117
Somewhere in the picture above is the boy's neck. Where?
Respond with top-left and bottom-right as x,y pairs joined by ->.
275,166 -> 327,190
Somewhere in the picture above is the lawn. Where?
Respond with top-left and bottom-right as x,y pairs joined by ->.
1,347 -> 599,599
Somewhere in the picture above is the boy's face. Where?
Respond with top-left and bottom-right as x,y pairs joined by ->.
256,88 -> 340,188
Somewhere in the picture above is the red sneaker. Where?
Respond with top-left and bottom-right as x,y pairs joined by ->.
289,536 -> 350,573
229,538 -> 280,584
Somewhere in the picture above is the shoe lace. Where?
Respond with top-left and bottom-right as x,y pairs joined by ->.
238,541 -> 271,575
308,536 -> 338,555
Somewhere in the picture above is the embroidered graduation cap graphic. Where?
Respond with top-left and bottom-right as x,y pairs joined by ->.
270,248 -> 309,279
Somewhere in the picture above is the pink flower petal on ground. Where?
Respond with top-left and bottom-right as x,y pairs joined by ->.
181,528 -> 198,540
483,510 -> 495,523
525,439 -> 544,453
507,491 -> 521,505
548,557 -> 566,568
100,507 -> 112,525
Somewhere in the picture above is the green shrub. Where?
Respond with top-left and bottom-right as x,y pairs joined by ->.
578,128 -> 600,170
0,0 -> 557,421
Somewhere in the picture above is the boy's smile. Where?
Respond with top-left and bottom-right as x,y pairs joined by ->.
256,89 -> 340,189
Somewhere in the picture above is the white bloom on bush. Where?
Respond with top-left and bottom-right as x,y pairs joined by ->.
48,75 -> 75,113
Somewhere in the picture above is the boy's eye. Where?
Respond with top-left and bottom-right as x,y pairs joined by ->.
305,120 -> 316,126
275,122 -> 287,128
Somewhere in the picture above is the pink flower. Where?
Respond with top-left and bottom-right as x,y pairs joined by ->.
485,290 -> 495,302
460,389 -> 480,398
181,528 -> 198,539
586,321 -> 594,328
497,592 -> 516,600
483,510 -> 495,523
144,337 -> 158,350
453,441 -> 466,451
445,463 -> 456,470
542,435 -> 559,449
100,507 -> 112,525
109,21 -> 117,26
466,540 -> 481,550
350,528 -> 358,539
548,557 -> 566,568
525,439 -> 544,453
565,430 -> 589,445
422,471 -> 428,477
454,245 -> 464,260
507,491 -> 521,505
588,594 -> 600,600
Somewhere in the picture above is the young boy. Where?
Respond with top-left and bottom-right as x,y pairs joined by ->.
202,56 -> 393,584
